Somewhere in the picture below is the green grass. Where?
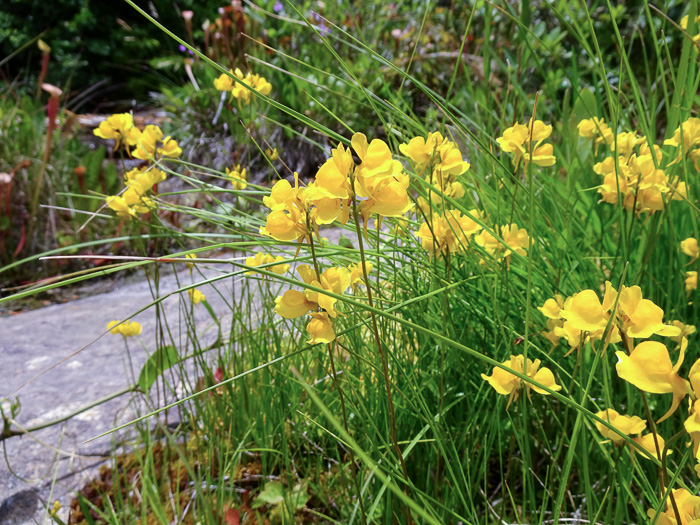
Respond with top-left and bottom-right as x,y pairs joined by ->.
2,0 -> 700,523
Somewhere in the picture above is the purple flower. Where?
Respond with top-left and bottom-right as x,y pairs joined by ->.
273,1 -> 283,13
179,44 -> 187,52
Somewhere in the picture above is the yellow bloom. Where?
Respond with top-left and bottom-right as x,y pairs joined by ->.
265,147 -> 279,161
49,500 -> 61,518
158,136 -> 182,158
124,166 -> 166,195
105,195 -> 138,219
226,164 -> 248,190
307,143 -> 354,200
245,252 -> 290,275
399,131 -> 445,172
687,271 -> 698,293
682,237 -> 699,261
432,140 -> 470,179
352,132 -> 403,182
474,223 -> 529,265
107,320 -> 142,337
481,354 -> 561,407
348,261 -> 373,290
275,290 -> 315,319
577,117 -> 613,152
131,125 -> 163,160
185,253 -> 197,273
646,489 -> 700,525
616,341 -> 691,422
213,69 -> 235,91
617,285 -> 679,339
214,68 -> 272,107
594,408 -> 646,443
93,113 -> 136,149
538,294 -> 565,319
188,288 -> 206,304
496,119 -> 556,167
415,209 -> 483,256
558,290 -> 608,332
260,207 -> 308,243
632,433 -> 669,461
306,312 -> 335,344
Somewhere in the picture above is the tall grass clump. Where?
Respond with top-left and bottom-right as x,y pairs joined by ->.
2,0 -> 700,523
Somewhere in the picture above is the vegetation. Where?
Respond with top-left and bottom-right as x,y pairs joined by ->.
1,0 -> 700,523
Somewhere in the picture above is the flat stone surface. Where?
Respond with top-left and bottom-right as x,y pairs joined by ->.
0,257 -> 239,523
0,229 -> 354,523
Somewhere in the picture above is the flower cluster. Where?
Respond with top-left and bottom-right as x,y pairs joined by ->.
107,319 -> 142,337
93,114 -> 181,219
481,354 -> 561,407
275,264 -> 352,344
539,282 -> 681,352
414,209 -> 483,256
260,133 -> 414,244
578,116 -> 691,214
665,117 -> 700,171
593,408 -> 664,461
213,68 -> 272,108
226,164 -> 247,190
400,131 -> 470,211
94,114 -> 181,160
245,252 -> 290,276
496,118 -> 556,167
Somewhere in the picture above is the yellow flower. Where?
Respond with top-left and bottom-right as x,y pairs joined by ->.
188,288 -> 206,304
664,117 -> 700,158
432,140 -> 470,179
348,261 -> 373,291
275,265 -> 350,320
682,237 -> 699,261
538,294 -> 565,319
245,252 -> 290,275
616,341 -> 691,422
260,207 -> 308,243
352,132 -> 403,181
214,68 -> 272,107
617,285 -> 679,339
399,131 -> 445,172
474,223 -> 529,265
496,119 -> 556,167
131,125 -> 163,160
49,500 -> 61,518
213,69 -> 235,91
415,209 -> 483,256
265,147 -> 279,161
158,136 -> 182,158
558,290 -> 608,332
687,271 -> 698,293
124,166 -> 166,195
481,354 -> 561,407
107,320 -> 142,337
185,253 -> 197,272
93,113 -> 136,149
275,290 -> 315,319
647,489 -> 700,525
594,408 -> 646,444
306,143 -> 354,200
105,195 -> 137,219
577,117 -> 613,152
632,433 -> 669,461
225,164 -> 248,190
306,312 -> 335,344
